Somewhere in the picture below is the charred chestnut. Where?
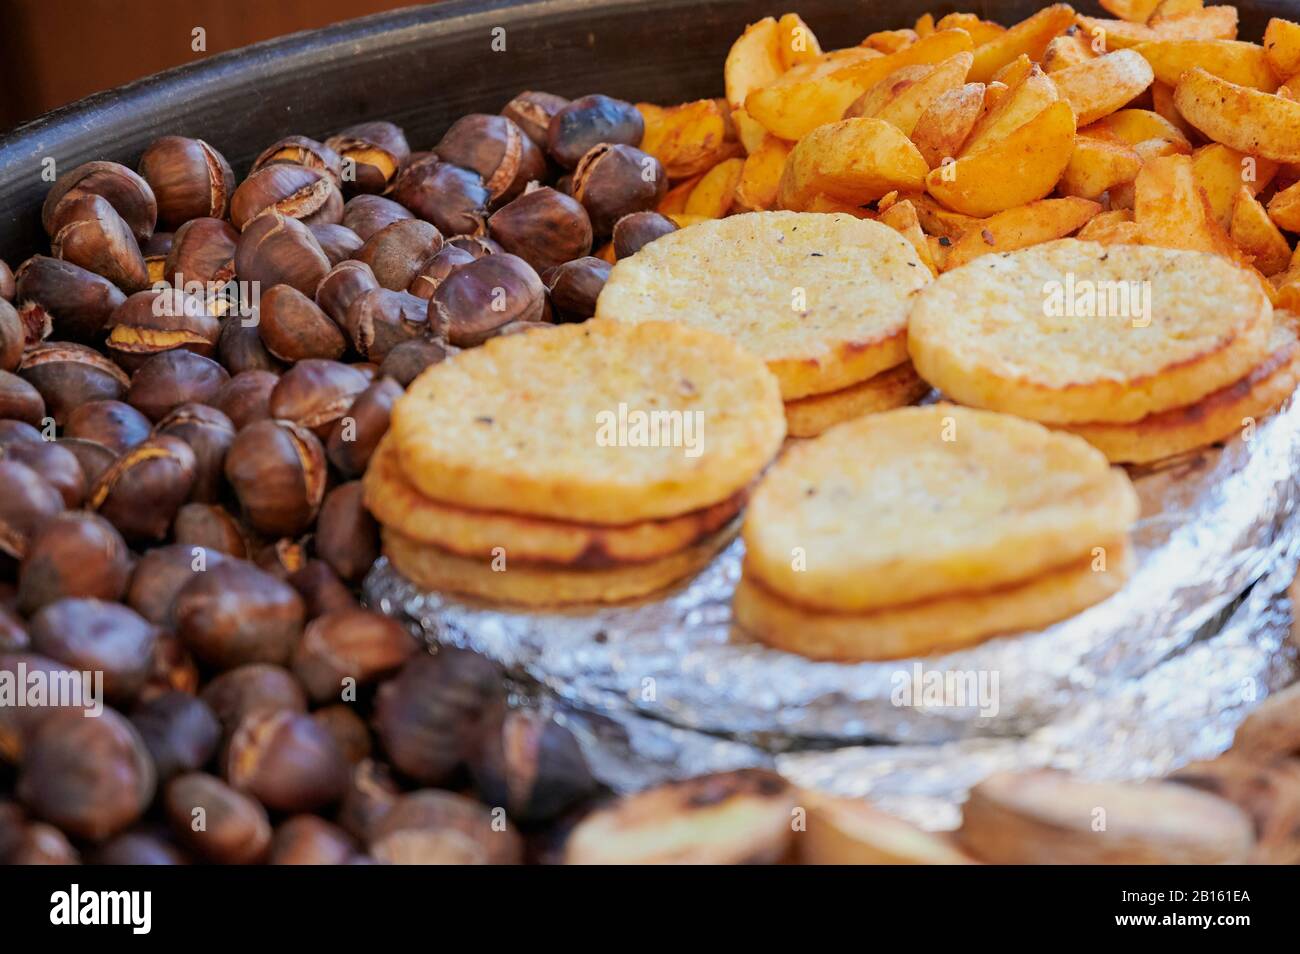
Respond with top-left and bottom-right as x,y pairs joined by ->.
572,144 -> 667,236
430,253 -> 546,347
470,702 -> 596,823
546,94 -> 645,169
488,186 -> 593,273
175,559 -> 306,670
325,121 -> 410,195
224,419 -> 326,537
138,136 -> 235,230
42,160 -> 158,244
390,159 -> 490,237
88,434 -> 197,544
343,288 -> 430,362
435,114 -> 548,205
163,216 -> 239,288
293,607 -> 415,704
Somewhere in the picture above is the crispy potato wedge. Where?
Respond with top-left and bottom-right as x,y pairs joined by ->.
725,18 -> 785,111
847,65 -> 933,119
1077,207 -> 1143,242
1099,0 -> 1162,22
895,191 -> 985,238
684,157 -> 744,218
1192,142 -> 1279,226
734,135 -> 793,212
914,13 -> 934,38
731,107 -> 769,154
1232,186 -> 1294,273
878,199 -> 939,275
943,197 -> 1102,268
936,12 -> 1006,46
1043,32 -> 1101,72
1269,178 -> 1300,232
1265,17 -> 1300,79
778,117 -> 928,209
1174,67 -> 1300,162
1136,39 -> 1280,90
911,82 -> 986,168
777,13 -> 822,70
1150,0 -> 1206,22
1135,152 -> 1247,261
961,64 -> 1059,155
968,4 -> 1078,84
1279,76 -> 1300,101
1077,7 -> 1238,49
926,100 -> 1078,216
1052,49 -> 1155,125
848,52 -> 974,137
1061,136 -> 1144,198
743,46 -> 886,141
639,99 -> 742,180
1086,106 -> 1191,149
657,172 -> 705,214
990,53 -> 1036,89
1149,80 -> 1196,137
802,194 -> 874,217
863,29 -> 920,54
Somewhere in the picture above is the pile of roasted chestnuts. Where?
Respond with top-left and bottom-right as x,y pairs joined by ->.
0,88 -> 680,864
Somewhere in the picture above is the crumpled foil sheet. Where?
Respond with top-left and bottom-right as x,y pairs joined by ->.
365,395 -> 1300,825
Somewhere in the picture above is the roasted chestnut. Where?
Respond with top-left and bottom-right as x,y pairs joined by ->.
18,341 -> 131,424
435,114 -> 548,205
175,559 -> 306,670
368,789 -> 522,864
325,121 -> 410,195
13,255 -> 125,344
172,503 -> 248,558
0,439 -> 85,507
390,158 -> 490,237
470,702 -> 596,823
0,372 -> 47,427
90,829 -> 190,865
163,216 -> 239,287
123,543 -> 224,626
287,559 -> 358,620
257,284 -> 348,362
0,258 -> 15,301
216,318 -> 284,376
407,245 -> 475,300
125,349 -> 230,422
153,402 -> 236,503
42,160 -> 158,243
28,598 -> 160,705
292,607 -> 415,704
309,223 -> 364,265
130,691 -> 222,783
269,814 -> 356,865
18,707 -> 156,842
224,419 -> 326,537
501,90 -> 570,149
316,259 -> 380,327
311,705 -> 373,765
213,369 -> 278,429
104,289 -> 220,372
64,399 -> 152,454
546,94 -> 645,169
200,663 -> 307,736
89,434 -> 197,544
164,772 -> 271,864
326,376 -> 403,476
430,253 -> 547,347
0,459 -> 65,560
233,211 -> 331,298
612,209 -> 678,259
252,135 -> 343,186
356,219 -> 444,291
224,709 -> 349,812
313,482 -> 380,585
230,164 -> 344,231
543,256 -> 611,323
49,194 -> 151,292
17,512 -> 131,614
376,338 -> 452,387
269,359 -> 370,438
343,288 -> 431,362
137,136 -> 235,230
488,186 -> 593,273
142,232 -> 173,284
341,194 -> 413,242
572,144 -> 667,236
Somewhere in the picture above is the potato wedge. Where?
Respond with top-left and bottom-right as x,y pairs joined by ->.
1051,49 -> 1155,125
639,99 -> 742,180
657,172 -> 704,214
777,13 -> 822,70
894,192 -> 984,238
968,4 -> 1078,84
1269,179 -> 1300,232
1136,39 -> 1280,90
914,14 -> 934,38
878,199 -> 939,275
1086,106 -> 1191,149
799,791 -> 975,864
803,194 -> 873,217
1232,186 -> 1294,274
943,197 -> 1102,268
1150,80 -> 1196,137
742,47 -> 886,141
724,18 -> 785,111
778,118 -> 928,209
990,53 -> 1036,89
1077,7 -> 1238,49
848,52 -> 973,137
1191,142 -> 1279,226
1280,76 -> 1300,102
1264,17 -> 1300,80
935,12 -> 1006,46
863,29 -> 919,55
1150,0 -> 1205,22
734,135 -> 793,212
731,107 -> 768,154
1099,0 -> 1161,22
1077,207 -> 1143,242
1174,67 -> 1300,162
926,100 -> 1078,216
684,157 -> 744,218
961,64 -> 1059,155
1043,32 -> 1100,72
847,65 -> 933,120
1135,152 -> 1246,261
1061,136 -> 1144,198
911,82 -> 985,168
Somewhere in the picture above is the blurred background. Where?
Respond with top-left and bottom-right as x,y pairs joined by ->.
0,0 -> 426,132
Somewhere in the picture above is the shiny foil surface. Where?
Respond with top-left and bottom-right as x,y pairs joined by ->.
365,396 -> 1300,826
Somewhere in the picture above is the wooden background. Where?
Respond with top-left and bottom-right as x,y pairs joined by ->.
0,0 -> 426,132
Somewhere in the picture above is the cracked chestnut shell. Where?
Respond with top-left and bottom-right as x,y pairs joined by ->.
200,663 -> 307,737
18,707 -> 156,842
29,598 -> 160,706
572,144 -> 667,236
18,341 -> 131,425
325,121 -> 410,195
390,158 -> 490,237
488,186 -> 593,274
49,194 -> 150,292
176,559 -> 306,670
435,113 -> 548,206
224,419 -> 327,537
501,90 -> 570,148
234,211 -> 331,298
341,194 -> 413,241
42,160 -> 158,244
14,255 -> 126,344
105,289 -> 220,373
138,136 -> 235,230
292,607 -> 415,703
546,94 -> 645,169
251,135 -> 343,186
430,253 -> 546,347
268,359 -> 370,439
407,245 -> 475,300
343,288 -> 430,362
17,512 -> 130,614
125,349 -> 230,422
316,259 -> 380,327
153,402 -> 236,503
327,376 -> 403,477
470,702 -> 596,823
89,434 -> 197,544
257,284 -> 347,363
356,218 -> 444,291
230,164 -> 344,231
143,232 -> 173,284
163,216 -> 238,288
164,772 -> 271,864
225,708 -> 349,812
